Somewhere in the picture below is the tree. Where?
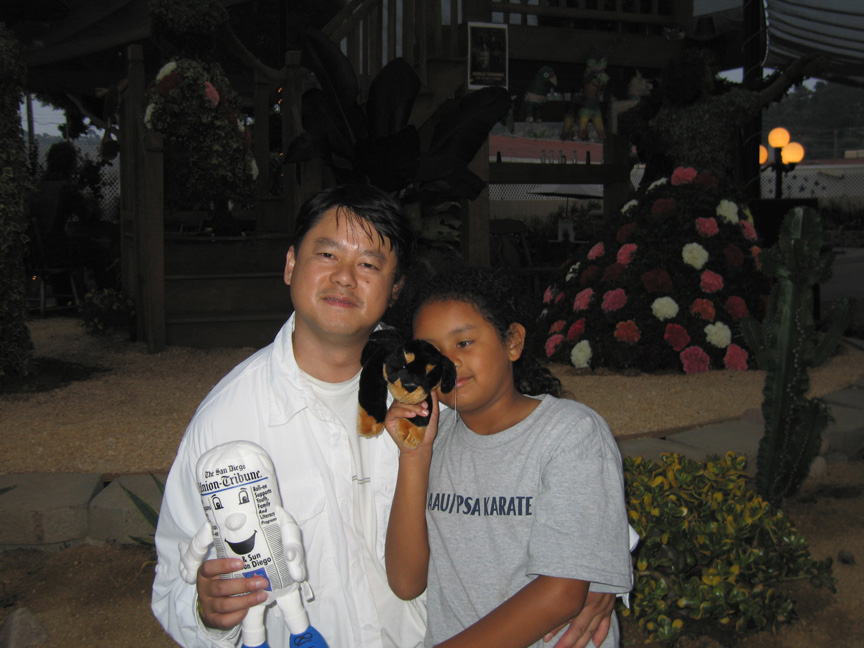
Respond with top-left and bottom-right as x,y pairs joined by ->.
0,23 -> 33,376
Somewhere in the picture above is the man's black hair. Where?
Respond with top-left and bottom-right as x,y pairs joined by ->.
293,185 -> 414,281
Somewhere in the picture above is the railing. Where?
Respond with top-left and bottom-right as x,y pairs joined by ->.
322,0 -> 463,88
321,1 -> 690,91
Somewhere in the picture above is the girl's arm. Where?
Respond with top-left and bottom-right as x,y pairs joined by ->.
384,394 -> 439,600
437,575 -> 590,648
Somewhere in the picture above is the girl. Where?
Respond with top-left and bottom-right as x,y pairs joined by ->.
384,267 -> 633,648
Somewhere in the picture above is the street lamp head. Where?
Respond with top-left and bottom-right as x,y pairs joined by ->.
782,141 -> 805,164
759,145 -> 768,165
768,127 -> 791,149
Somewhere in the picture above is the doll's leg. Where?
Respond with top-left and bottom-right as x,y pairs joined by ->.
275,590 -> 329,647
240,603 -> 268,648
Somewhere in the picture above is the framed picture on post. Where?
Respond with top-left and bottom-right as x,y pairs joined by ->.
468,22 -> 508,90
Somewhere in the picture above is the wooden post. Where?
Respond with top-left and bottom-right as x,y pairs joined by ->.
464,136 -> 491,267
120,44 -> 145,328
138,132 -> 166,352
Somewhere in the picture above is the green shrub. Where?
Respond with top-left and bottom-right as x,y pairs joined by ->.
620,452 -> 835,644
79,289 -> 135,336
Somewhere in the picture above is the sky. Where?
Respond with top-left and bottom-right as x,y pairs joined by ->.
20,98 -> 69,137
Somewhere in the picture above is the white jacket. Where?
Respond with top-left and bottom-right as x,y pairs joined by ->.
152,315 -> 426,647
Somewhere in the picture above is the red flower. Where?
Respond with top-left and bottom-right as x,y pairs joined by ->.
580,265 -> 600,285
750,246 -> 762,270
696,217 -> 719,237
724,296 -> 749,320
680,346 -> 710,373
690,298 -> 716,322
724,244 -> 744,268
615,320 -> 641,344
740,220 -> 757,241
693,172 -> 718,188
587,242 -> 605,260
573,288 -> 594,311
724,344 -> 749,370
549,320 -> 565,334
641,268 -> 674,293
543,286 -> 554,303
652,198 -> 676,216
157,71 -> 181,96
616,223 -> 636,243
617,243 -> 638,266
554,292 -> 564,304
601,288 -> 627,312
671,166 -> 698,185
602,262 -> 625,282
700,270 -> 724,293
204,81 -> 220,107
545,334 -> 564,358
664,324 -> 690,351
567,318 -> 586,341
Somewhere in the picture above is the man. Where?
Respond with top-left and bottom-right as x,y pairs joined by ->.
152,185 -> 617,647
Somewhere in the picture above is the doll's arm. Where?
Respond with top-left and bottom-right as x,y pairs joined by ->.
179,522 -> 214,584
276,506 -> 307,583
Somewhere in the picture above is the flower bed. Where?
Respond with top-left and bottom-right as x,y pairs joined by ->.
537,168 -> 772,373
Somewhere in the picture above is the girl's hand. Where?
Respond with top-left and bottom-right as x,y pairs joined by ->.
384,391 -> 439,453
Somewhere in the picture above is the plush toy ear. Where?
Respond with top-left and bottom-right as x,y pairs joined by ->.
437,354 -> 457,394
359,329 -> 404,438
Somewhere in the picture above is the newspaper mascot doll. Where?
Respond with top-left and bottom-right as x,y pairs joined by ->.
179,441 -> 328,648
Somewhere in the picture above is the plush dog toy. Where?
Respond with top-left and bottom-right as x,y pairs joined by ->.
358,329 -> 456,449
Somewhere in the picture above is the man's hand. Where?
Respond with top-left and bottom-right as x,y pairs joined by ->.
196,558 -> 269,630
544,591 -> 616,648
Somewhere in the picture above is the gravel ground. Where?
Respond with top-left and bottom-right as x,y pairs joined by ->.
2,316 -> 863,475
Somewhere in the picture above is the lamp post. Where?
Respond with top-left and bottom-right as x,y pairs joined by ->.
759,127 -> 805,199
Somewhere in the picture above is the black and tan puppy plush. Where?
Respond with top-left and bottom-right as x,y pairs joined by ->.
358,330 -> 456,450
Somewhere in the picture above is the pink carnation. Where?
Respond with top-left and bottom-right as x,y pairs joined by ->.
545,334 -> 564,358
204,81 -> 220,107
690,298 -> 716,322
671,166 -> 698,185
601,288 -> 627,312
695,217 -> 719,237
549,320 -> 565,334
700,270 -> 724,293
680,346 -> 710,374
554,292 -> 564,304
740,220 -> 757,241
750,246 -> 762,270
724,344 -> 749,370
588,242 -> 605,260
567,318 -> 586,341
617,243 -> 638,266
573,288 -> 594,311
724,296 -> 749,320
543,286 -> 554,303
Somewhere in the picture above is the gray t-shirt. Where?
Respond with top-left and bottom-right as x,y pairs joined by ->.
425,395 -> 633,647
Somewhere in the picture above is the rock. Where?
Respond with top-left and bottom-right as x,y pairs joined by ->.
808,456 -> 828,480
0,607 -> 50,647
838,550 -> 856,565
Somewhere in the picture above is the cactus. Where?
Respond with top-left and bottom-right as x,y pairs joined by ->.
740,206 -> 853,505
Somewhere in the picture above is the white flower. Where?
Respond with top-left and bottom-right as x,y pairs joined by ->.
566,263 -> 581,282
682,242 -> 709,269
570,340 -> 592,369
647,177 -> 668,192
143,104 -> 155,130
156,61 -> 177,82
716,199 -> 739,224
249,158 -> 259,180
621,200 -> 638,214
651,296 -> 679,321
705,322 -> 732,348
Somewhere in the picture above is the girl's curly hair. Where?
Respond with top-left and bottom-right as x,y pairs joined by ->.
406,267 -> 561,397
